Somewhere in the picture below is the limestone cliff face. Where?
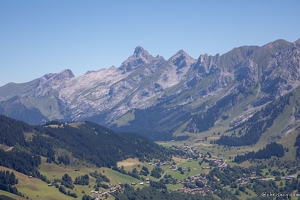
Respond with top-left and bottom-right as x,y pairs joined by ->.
262,40 -> 300,96
235,59 -> 259,84
35,69 -> 75,97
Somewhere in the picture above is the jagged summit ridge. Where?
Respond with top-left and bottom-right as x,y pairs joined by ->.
119,46 -> 156,72
35,69 -> 75,97
134,46 -> 148,55
1,38 -> 300,141
171,49 -> 195,66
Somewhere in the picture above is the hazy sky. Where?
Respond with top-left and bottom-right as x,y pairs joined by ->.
1,0 -> 299,86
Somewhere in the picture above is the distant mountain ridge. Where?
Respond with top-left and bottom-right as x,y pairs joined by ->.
1,38 -> 300,142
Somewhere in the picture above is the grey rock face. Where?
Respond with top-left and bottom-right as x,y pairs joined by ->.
35,69 -> 75,97
235,59 -> 259,84
0,39 -> 300,139
119,46 -> 155,72
262,41 -> 300,96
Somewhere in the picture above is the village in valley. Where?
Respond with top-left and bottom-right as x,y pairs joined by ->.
87,143 -> 229,198
85,140 -> 299,199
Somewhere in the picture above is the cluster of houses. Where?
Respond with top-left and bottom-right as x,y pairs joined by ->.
175,187 -> 213,195
172,145 -> 201,159
211,158 -> 227,169
175,173 -> 212,195
130,178 -> 151,186
182,174 -> 208,185
148,160 -> 172,167
90,184 -> 122,198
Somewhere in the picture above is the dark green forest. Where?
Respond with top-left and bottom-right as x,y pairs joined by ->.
234,142 -> 285,163
294,132 -> 300,158
0,115 -> 175,176
0,170 -> 21,197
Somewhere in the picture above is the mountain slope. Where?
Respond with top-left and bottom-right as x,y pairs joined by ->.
0,38 -> 300,143
0,115 -> 173,170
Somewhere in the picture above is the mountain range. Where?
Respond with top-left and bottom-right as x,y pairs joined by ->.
1,38 -> 300,142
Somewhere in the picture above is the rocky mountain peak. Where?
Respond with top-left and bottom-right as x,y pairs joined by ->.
295,38 -> 300,47
41,69 -> 74,81
134,46 -> 147,55
198,54 -> 209,62
193,54 -> 220,74
59,69 -> 75,78
133,46 -> 154,60
260,40 -> 300,99
35,69 -> 75,97
119,46 -> 155,73
175,49 -> 187,55
172,49 -> 194,60
170,49 -> 195,66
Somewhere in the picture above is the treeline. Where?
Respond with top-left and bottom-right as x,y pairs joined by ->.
81,194 -> 95,200
74,174 -> 89,186
0,170 -> 21,197
55,171 -> 108,193
112,166 -> 141,180
58,185 -> 77,198
234,142 -> 285,163
216,94 -> 291,146
112,165 -> 164,180
295,132 -> 300,158
0,148 -> 41,176
61,174 -> 74,189
0,116 -> 45,176
55,174 -> 77,198
36,121 -> 174,167
0,115 -> 32,146
150,166 -> 163,178
89,171 -> 110,183
28,135 -> 56,162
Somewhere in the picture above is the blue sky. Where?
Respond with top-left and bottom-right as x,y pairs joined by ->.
0,0 -> 299,86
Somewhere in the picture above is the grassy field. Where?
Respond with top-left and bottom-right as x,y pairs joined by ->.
0,166 -> 73,200
39,157 -> 99,181
38,157 -> 120,200
0,144 -> 13,151
105,168 -> 141,185
0,157 -> 122,200
0,190 -> 26,200
2,156 -> 185,200
117,158 -> 142,171
111,110 -> 135,127
165,183 -> 182,190
278,128 -> 299,161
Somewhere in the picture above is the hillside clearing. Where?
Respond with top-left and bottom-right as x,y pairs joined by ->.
117,158 -> 141,167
